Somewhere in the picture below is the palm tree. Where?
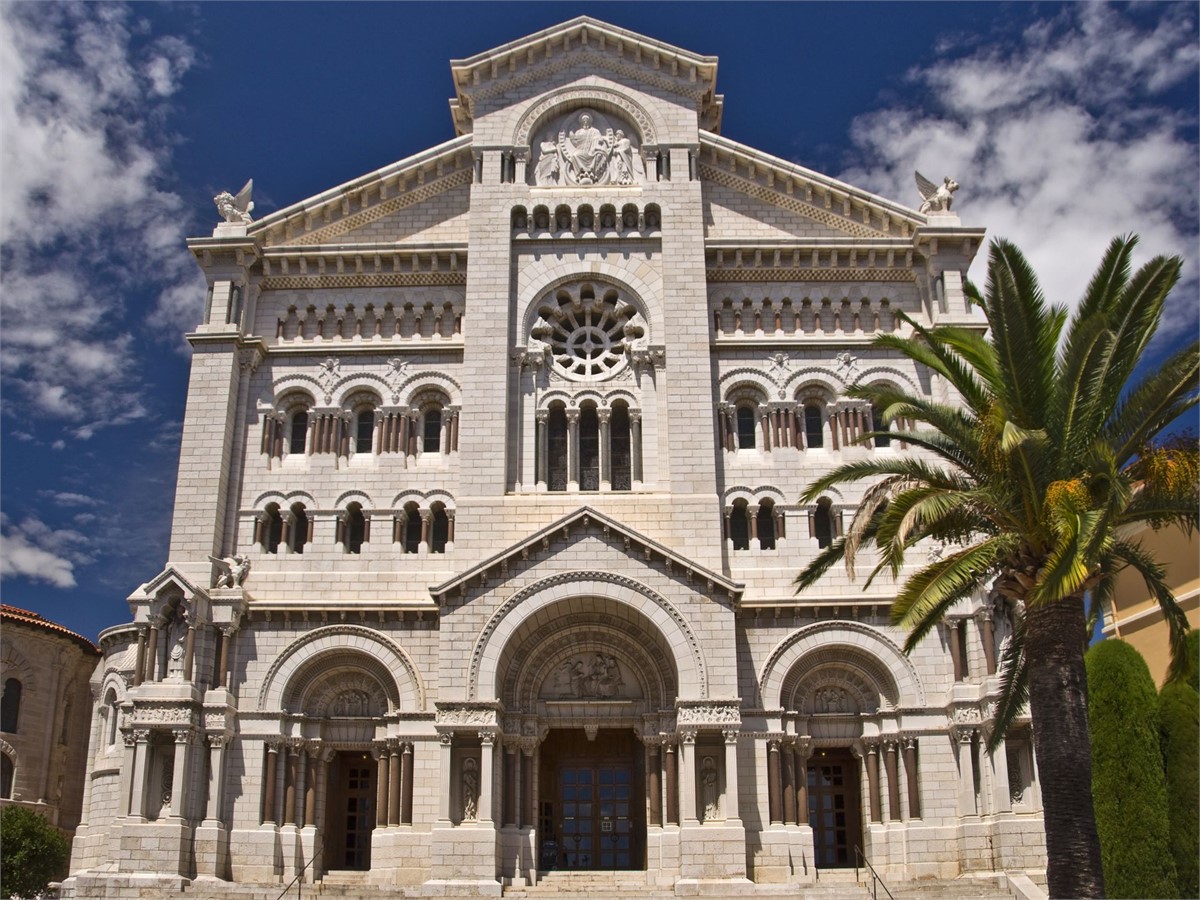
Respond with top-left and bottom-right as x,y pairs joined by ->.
794,236 -> 1198,899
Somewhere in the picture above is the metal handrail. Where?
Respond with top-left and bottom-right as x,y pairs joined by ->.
276,846 -> 323,900
854,845 -> 895,900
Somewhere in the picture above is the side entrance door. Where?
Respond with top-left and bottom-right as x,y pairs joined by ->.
324,751 -> 374,870
807,749 -> 863,869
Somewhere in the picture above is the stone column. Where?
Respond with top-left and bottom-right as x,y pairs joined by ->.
979,611 -> 997,676
865,742 -> 882,823
437,735 -> 452,822
503,746 -> 518,827
124,730 -> 149,818
216,627 -> 233,689
679,731 -> 698,824
520,748 -> 534,829
903,738 -> 921,819
133,627 -> 147,687
957,730 -> 978,815
535,410 -> 549,489
170,730 -> 193,819
794,741 -> 810,827
759,405 -> 771,450
145,619 -> 161,682
598,408 -> 611,490
182,623 -> 197,682
647,742 -> 662,827
885,741 -> 901,822
748,503 -> 761,550
400,744 -> 415,830
479,732 -> 496,823
419,510 -> 431,554
284,745 -> 299,826
781,740 -> 795,824
948,621 -> 964,682
664,741 -> 679,825
304,747 -> 318,827
388,745 -> 402,826
767,740 -> 782,824
295,747 -> 309,826
723,729 -> 740,821
375,747 -> 389,828
630,411 -> 643,486
262,743 -> 279,824
204,735 -> 228,824
566,409 -> 580,490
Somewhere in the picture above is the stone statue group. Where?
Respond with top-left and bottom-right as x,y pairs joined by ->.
534,112 -> 644,186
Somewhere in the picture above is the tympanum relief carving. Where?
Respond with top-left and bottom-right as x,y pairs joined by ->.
531,109 -> 645,187
540,653 -> 641,700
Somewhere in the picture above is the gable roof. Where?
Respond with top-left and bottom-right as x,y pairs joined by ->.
449,16 -> 722,135
429,506 -> 742,603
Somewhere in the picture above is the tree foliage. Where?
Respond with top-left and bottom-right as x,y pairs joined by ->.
1159,678 -> 1200,899
0,805 -> 70,899
794,235 -> 1199,898
1086,640 -> 1177,898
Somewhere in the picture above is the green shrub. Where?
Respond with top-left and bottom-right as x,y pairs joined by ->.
0,805 -> 70,898
1160,679 -> 1200,899
1181,629 -> 1199,692
1086,639 -> 1178,898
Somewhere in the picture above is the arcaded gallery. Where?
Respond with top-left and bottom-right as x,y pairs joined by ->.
66,17 -> 1046,898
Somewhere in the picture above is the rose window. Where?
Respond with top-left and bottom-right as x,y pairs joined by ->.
533,283 -> 645,382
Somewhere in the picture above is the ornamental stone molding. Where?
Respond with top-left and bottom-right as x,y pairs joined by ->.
675,701 -> 742,728
435,705 -> 499,729
514,86 -> 660,148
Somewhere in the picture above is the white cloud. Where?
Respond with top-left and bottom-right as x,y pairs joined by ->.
0,2 -> 200,437
0,514 -> 93,588
839,4 -> 1199,347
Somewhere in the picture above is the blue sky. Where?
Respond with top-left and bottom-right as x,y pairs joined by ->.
2,2 -> 1197,643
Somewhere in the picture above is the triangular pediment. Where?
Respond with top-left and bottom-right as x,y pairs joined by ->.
449,17 -> 722,135
248,136 -> 475,250
429,506 -> 741,604
699,133 -> 924,242
131,566 -> 208,604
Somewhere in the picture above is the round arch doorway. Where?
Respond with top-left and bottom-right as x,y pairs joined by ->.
538,728 -> 645,872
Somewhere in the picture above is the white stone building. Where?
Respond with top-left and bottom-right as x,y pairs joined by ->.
66,18 -> 1046,897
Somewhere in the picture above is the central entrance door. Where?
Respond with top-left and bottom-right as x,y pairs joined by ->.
324,751 -> 374,870
539,728 -> 644,871
807,749 -> 863,869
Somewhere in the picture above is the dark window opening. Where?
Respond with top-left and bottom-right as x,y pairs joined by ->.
345,505 -> 366,554
355,411 -> 374,454
0,754 -> 12,799
736,406 -> 757,449
814,502 -> 834,549
611,405 -> 632,491
872,404 -> 891,448
403,505 -> 421,553
805,405 -> 824,448
431,506 -> 449,553
423,409 -> 442,453
579,407 -> 600,491
548,407 -> 568,492
1,679 -> 21,733
758,503 -> 777,550
290,504 -> 309,554
730,502 -> 750,551
264,505 -> 283,554
289,411 -> 308,454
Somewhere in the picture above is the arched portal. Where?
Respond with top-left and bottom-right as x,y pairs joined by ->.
478,583 -> 693,873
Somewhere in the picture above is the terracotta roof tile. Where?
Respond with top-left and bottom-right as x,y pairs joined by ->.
1,604 -> 100,654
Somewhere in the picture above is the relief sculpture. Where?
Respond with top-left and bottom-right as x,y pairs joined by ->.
541,653 -> 637,700
532,110 -> 644,187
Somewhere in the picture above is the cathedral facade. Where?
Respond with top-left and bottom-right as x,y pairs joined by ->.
67,18 -> 1046,897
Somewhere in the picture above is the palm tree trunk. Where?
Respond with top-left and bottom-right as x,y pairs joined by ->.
1025,594 -> 1105,898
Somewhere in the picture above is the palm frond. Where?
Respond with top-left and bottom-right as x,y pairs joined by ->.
986,602 -> 1029,753
1109,536 -> 1192,683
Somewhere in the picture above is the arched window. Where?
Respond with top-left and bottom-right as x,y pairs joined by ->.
579,405 -> 600,491
402,502 -> 422,554
430,504 -> 450,553
805,404 -> 824,448
355,409 -> 375,454
0,753 -> 12,799
262,504 -> 283,554
758,500 -> 777,551
343,503 -> 366,554
533,205 -> 550,230
736,405 -> 757,450
730,500 -> 751,551
611,403 -> 632,491
423,407 -> 442,454
289,410 -> 309,455
872,403 -> 891,448
289,503 -> 309,554
644,204 -> 661,229
105,689 -> 120,748
1,678 -> 21,733
814,499 -> 835,549
547,406 -> 568,492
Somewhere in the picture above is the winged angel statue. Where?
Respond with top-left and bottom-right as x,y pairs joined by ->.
915,171 -> 959,214
209,554 -> 251,589
214,179 -> 255,224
